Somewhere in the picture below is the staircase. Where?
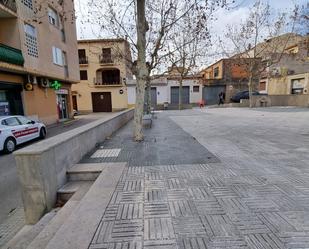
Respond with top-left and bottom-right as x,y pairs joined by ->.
4,163 -> 125,249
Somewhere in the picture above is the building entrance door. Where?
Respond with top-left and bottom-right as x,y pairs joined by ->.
57,94 -> 68,120
0,83 -> 24,115
91,92 -> 112,112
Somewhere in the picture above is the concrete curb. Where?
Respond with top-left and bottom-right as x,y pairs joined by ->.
14,109 -> 134,224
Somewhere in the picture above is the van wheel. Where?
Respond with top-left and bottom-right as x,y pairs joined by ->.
40,128 -> 46,139
4,137 -> 16,153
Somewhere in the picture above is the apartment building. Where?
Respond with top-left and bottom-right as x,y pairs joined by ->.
201,58 -> 259,104
259,36 -> 309,95
73,39 -> 132,113
0,0 -> 79,124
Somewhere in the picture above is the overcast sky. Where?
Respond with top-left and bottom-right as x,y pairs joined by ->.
74,0 -> 307,66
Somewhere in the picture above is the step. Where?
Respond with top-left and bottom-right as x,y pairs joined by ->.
44,162 -> 126,249
57,180 -> 93,203
26,181 -> 93,249
67,163 -> 106,181
2,209 -> 58,249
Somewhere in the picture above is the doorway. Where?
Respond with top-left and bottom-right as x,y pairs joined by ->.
72,95 -> 78,111
91,92 -> 112,112
57,94 -> 69,120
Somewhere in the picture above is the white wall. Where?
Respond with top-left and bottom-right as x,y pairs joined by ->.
127,86 -> 136,105
127,85 -> 168,105
127,78 -> 203,105
154,86 -> 168,104
167,79 -> 202,103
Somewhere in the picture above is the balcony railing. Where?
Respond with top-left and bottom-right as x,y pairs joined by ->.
93,78 -> 121,86
0,0 -> 17,13
79,56 -> 88,64
99,55 -> 113,64
0,44 -> 24,66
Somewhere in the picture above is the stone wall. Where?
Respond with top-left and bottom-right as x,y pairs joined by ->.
251,95 -> 309,107
14,109 -> 134,224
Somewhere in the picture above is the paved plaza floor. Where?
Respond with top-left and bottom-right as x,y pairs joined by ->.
86,107 -> 309,249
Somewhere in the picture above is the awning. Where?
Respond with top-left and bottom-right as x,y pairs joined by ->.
0,44 -> 24,66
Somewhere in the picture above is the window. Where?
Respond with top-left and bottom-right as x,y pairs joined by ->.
193,86 -> 199,92
0,91 -> 6,101
61,29 -> 66,42
259,82 -> 266,91
80,70 -> 88,80
100,48 -> 112,63
24,24 -> 38,57
63,51 -> 69,77
17,116 -> 32,125
48,7 -> 59,27
21,0 -> 33,9
78,49 -> 88,64
214,67 -> 219,78
52,47 -> 64,66
3,117 -> 20,126
291,78 -> 305,94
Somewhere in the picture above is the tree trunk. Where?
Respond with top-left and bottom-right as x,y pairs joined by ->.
178,78 -> 183,110
145,77 -> 151,114
248,74 -> 253,108
134,0 -> 148,141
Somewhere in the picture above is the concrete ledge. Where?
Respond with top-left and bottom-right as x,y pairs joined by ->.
14,109 -> 134,224
45,163 -> 126,249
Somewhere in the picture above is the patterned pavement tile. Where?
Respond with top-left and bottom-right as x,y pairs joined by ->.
245,233 -> 285,249
88,111 -> 309,249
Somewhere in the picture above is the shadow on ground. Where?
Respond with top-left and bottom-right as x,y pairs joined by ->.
81,111 -> 219,166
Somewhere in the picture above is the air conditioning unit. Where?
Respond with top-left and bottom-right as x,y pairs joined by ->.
287,70 -> 295,75
27,74 -> 38,85
271,67 -> 281,76
40,78 -> 50,88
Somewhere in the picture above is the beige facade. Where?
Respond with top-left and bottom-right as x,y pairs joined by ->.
72,39 -> 132,113
260,36 -> 309,96
266,73 -> 309,95
0,0 -> 79,125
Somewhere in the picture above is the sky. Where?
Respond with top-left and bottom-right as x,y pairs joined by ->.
74,0 -> 308,67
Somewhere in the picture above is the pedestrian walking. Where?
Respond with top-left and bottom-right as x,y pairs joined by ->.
218,92 -> 225,106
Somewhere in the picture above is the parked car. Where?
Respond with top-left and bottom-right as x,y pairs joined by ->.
0,116 -> 46,153
230,90 -> 262,103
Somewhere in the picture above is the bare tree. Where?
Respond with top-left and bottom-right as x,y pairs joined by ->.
166,4 -> 210,110
85,0 -> 232,140
220,0 -> 299,107
134,0 -> 148,141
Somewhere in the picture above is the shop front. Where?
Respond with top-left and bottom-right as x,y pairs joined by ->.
55,88 -> 69,120
0,82 -> 24,116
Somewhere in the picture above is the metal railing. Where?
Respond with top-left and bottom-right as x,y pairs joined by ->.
79,56 -> 88,64
0,0 -> 17,13
93,77 -> 121,86
99,55 -> 113,64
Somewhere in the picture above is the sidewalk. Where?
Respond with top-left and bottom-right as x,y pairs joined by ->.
7,108 -> 309,249
0,113 -> 114,248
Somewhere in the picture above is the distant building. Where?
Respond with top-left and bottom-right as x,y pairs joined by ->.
0,0 -> 79,124
200,58 -> 258,104
259,36 -> 309,95
127,72 -> 203,109
73,39 -> 133,113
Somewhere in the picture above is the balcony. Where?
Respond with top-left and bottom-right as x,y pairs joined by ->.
93,78 -> 122,86
0,0 -> 17,16
99,55 -> 113,64
94,68 -> 121,86
79,56 -> 88,65
0,44 -> 24,66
